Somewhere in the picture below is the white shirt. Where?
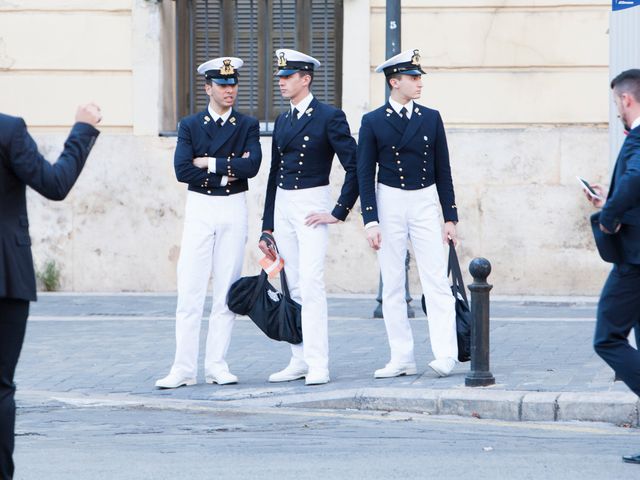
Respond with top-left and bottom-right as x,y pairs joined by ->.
631,116 -> 640,131
389,97 -> 414,120
291,93 -> 314,119
208,104 -> 232,125
206,105 -> 233,186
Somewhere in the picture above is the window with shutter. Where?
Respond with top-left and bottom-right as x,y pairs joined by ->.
174,0 -> 343,133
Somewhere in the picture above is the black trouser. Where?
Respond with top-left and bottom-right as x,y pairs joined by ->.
594,263 -> 640,396
0,298 -> 29,480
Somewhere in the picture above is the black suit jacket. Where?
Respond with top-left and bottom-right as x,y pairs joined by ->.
0,113 -> 99,301
599,125 -> 640,265
261,98 -> 358,231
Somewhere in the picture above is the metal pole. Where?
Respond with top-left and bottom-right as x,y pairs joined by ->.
385,0 -> 401,97
465,258 -> 495,387
373,251 -> 415,319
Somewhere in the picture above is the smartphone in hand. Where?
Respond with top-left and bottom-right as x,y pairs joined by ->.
577,176 -> 603,200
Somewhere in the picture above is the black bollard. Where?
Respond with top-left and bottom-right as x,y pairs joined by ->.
373,251 -> 415,319
465,257 -> 496,387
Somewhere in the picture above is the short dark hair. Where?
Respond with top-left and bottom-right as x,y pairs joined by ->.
386,73 -> 402,90
297,70 -> 314,87
611,69 -> 640,102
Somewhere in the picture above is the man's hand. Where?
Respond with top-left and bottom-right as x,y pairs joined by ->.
305,212 -> 339,227
258,231 -> 277,261
193,157 -> 208,169
366,226 -> 382,251
242,151 -> 250,158
443,221 -> 458,246
584,183 -> 607,209
75,103 -> 102,127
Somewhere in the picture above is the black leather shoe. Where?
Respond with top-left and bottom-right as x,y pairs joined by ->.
622,454 -> 640,464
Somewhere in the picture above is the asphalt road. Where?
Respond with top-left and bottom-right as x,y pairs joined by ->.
13,393 -> 639,480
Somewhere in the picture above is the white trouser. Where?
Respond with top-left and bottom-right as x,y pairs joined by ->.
377,184 -> 458,365
274,185 -> 331,372
170,190 -> 248,378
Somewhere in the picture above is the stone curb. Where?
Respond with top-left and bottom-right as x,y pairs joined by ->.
18,387 -> 639,426
283,388 -> 640,425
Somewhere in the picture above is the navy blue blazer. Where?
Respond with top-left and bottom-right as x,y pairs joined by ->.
261,97 -> 358,232
357,102 -> 458,225
174,108 -> 262,196
0,113 -> 99,301
599,125 -> 640,264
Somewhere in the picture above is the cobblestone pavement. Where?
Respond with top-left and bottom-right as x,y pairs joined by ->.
16,294 -> 628,403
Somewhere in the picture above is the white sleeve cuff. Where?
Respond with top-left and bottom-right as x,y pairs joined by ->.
220,175 -> 228,187
207,158 -> 216,173
364,221 -> 379,230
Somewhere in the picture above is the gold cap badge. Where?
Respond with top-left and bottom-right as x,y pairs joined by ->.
411,49 -> 421,66
278,52 -> 287,67
221,59 -> 235,75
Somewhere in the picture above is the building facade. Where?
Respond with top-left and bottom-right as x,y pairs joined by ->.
0,0 -> 613,294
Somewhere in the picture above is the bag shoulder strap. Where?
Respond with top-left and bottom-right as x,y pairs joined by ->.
448,240 -> 469,307
249,270 -> 269,307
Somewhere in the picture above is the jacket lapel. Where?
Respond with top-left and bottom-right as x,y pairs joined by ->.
397,105 -> 423,150
200,108 -> 238,153
278,98 -> 318,151
383,103 -> 406,135
199,110 -> 216,139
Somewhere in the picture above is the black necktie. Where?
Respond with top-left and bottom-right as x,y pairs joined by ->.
291,108 -> 299,125
216,118 -> 224,128
399,107 -> 409,123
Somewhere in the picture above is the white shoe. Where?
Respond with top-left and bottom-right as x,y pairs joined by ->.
374,363 -> 418,379
429,357 -> 456,377
268,364 -> 308,383
155,373 -> 197,389
305,369 -> 330,386
205,370 -> 238,385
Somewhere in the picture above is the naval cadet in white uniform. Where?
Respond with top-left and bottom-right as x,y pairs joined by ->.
357,49 -> 459,378
258,49 -> 358,385
156,57 -> 262,389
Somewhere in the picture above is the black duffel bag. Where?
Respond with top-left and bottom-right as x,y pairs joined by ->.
227,236 -> 302,344
421,240 -> 471,362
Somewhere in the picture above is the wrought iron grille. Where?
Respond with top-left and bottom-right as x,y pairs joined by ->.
175,0 -> 343,133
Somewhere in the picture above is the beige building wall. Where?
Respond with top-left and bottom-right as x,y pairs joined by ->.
1,0 -> 614,295
347,0 -> 613,294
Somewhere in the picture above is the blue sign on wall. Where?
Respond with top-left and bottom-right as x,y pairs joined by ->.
613,0 -> 640,11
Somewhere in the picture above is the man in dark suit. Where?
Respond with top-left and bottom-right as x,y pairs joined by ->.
357,49 -> 459,379
258,49 -> 358,386
0,104 -> 101,479
586,69 -> 640,464
155,56 -> 262,389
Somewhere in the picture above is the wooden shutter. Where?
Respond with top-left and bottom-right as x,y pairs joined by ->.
193,0 -> 223,113
309,0 -> 341,106
269,0 -> 297,121
180,0 -> 343,127
234,0 -> 260,117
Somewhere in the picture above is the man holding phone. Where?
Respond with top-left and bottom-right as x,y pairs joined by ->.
584,69 -> 640,464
